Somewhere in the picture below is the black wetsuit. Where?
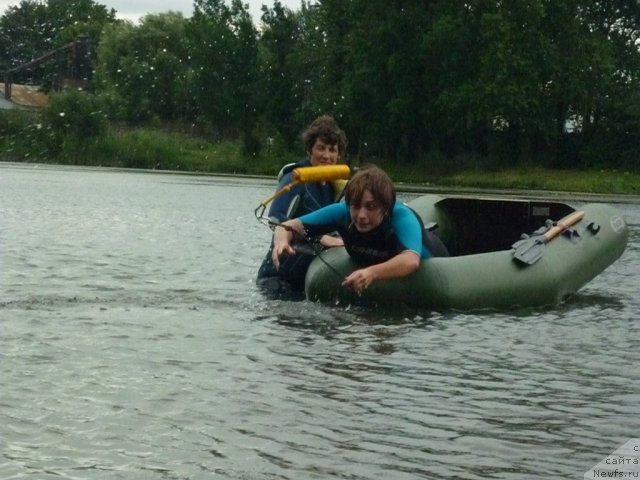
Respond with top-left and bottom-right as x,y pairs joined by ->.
256,160 -> 337,291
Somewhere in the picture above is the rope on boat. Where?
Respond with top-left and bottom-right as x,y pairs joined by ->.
263,218 -> 345,281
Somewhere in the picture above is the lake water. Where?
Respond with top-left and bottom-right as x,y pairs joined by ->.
1,163 -> 639,480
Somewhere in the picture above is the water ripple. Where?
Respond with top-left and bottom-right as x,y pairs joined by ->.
1,165 -> 638,479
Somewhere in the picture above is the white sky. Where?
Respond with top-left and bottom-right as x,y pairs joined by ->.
0,0 -> 308,25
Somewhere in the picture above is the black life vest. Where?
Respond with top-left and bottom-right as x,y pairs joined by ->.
340,217 -> 398,265
338,205 -> 449,265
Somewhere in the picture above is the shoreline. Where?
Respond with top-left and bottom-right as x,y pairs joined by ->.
2,160 -> 640,205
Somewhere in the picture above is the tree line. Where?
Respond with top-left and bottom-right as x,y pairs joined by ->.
2,0 -> 639,171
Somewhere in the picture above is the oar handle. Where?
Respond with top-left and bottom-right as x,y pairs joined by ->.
543,210 -> 585,242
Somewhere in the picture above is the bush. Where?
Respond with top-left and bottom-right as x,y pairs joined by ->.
43,89 -> 108,149
0,109 -> 51,162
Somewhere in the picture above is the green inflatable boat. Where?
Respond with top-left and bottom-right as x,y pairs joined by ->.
304,194 -> 629,310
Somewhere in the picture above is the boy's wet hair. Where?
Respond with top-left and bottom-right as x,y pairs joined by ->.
302,115 -> 348,158
344,164 -> 396,214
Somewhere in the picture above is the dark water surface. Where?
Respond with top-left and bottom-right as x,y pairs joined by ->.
1,163 -> 639,479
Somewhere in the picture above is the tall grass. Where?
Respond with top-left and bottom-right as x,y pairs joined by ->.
1,107 -> 639,194
436,167 -> 640,195
85,128 -> 247,172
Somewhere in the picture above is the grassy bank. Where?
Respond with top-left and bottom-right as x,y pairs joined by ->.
424,167 -> 640,196
1,109 -> 639,195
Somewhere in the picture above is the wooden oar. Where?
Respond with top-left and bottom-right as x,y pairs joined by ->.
512,210 -> 585,265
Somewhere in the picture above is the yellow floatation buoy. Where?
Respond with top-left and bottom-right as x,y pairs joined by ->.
255,164 -> 351,219
291,164 -> 351,183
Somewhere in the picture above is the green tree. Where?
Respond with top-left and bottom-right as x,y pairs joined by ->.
94,12 -> 194,123
338,1 -> 434,162
420,0 -> 640,168
4,0 -> 639,171
188,0 -> 258,147
0,0 -> 51,72
257,1 -> 304,144
0,0 -> 116,83
420,5 -> 479,161
472,2 -> 549,163
569,0 -> 640,168
298,0 -> 352,120
46,0 -> 116,48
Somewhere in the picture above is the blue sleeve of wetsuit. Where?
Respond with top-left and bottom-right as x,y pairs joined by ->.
297,202 -> 349,235
393,203 -> 431,259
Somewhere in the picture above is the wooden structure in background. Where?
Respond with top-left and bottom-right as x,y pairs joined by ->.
3,36 -> 90,103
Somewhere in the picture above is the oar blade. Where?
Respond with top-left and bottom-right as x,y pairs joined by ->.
512,238 -> 546,265
512,210 -> 585,265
